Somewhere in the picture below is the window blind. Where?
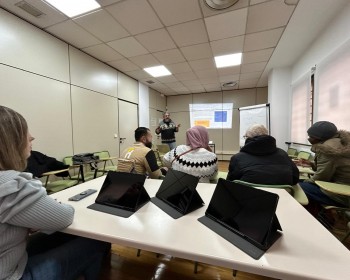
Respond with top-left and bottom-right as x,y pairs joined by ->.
315,40 -> 350,130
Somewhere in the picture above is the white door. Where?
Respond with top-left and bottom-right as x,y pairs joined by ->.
118,100 -> 138,156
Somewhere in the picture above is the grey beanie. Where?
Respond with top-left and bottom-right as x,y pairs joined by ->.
307,121 -> 337,141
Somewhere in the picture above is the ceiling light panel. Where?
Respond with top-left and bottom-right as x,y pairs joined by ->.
44,0 -> 100,17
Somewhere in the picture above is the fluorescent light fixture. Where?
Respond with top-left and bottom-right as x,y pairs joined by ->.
44,0 -> 100,17
214,53 -> 242,68
144,65 -> 171,77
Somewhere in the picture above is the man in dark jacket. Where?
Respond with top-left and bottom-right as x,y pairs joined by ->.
227,124 -> 299,185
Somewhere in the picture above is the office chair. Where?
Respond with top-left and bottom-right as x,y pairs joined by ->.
93,151 -> 118,172
41,166 -> 80,194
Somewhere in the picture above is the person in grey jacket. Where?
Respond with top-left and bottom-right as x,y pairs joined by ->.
0,106 -> 109,280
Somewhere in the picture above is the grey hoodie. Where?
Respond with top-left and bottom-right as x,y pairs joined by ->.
0,171 -> 74,280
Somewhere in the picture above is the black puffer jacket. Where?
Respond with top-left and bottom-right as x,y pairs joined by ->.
226,135 -> 299,185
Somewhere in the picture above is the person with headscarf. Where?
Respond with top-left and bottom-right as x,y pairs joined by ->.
226,124 -> 299,185
299,121 -> 350,207
163,125 -> 217,183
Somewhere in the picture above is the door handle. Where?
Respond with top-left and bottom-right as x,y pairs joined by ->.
119,137 -> 126,144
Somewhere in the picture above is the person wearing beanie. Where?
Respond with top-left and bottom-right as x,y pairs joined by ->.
299,121 -> 350,209
227,124 -> 299,185
163,126 -> 218,183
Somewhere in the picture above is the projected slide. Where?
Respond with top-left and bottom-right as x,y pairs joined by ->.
189,103 -> 233,129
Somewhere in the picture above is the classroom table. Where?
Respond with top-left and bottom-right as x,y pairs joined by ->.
50,177 -> 350,280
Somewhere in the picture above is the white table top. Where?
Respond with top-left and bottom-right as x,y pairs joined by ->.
51,176 -> 350,280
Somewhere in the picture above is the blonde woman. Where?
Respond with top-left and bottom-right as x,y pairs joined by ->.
0,106 -> 108,280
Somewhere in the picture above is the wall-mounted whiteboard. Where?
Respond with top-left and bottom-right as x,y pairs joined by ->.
239,104 -> 270,147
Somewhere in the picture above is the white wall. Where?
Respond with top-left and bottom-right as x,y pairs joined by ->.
0,9 -> 138,160
268,1 -> 350,150
268,67 -> 291,149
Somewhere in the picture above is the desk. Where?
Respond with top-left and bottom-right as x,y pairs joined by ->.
51,177 -> 350,280
315,181 -> 350,196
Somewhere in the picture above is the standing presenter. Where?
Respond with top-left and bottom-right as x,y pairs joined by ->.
155,112 -> 180,150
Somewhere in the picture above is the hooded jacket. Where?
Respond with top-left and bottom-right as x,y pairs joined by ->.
227,135 -> 299,185
305,130 -> 350,205
0,171 -> 74,280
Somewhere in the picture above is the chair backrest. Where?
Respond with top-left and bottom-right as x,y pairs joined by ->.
157,144 -> 170,154
287,147 -> 298,157
297,151 -> 312,160
94,151 -> 110,160
63,156 -> 73,166
117,158 -> 136,173
233,180 -> 294,195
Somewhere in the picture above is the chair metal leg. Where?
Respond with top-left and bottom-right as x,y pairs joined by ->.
194,261 -> 198,274
136,249 -> 141,257
233,269 -> 237,277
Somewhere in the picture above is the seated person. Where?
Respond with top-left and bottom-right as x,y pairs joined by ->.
163,125 -> 218,183
26,150 -> 69,178
0,105 -> 109,280
120,127 -> 166,178
299,121 -> 350,207
227,124 -> 299,185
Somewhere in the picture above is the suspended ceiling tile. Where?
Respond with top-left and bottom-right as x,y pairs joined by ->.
242,48 -> 274,64
45,20 -> 101,48
205,8 -> 248,41
0,0 -> 68,28
219,74 -> 240,83
180,43 -> 213,61
107,59 -> 139,72
166,81 -> 185,89
203,84 -> 221,91
199,0 -> 249,17
243,27 -> 284,52
166,62 -> 192,74
82,44 -> 124,62
149,0 -> 202,26
189,58 -> 216,71
97,0 -> 122,6
246,0 -> 295,34
153,49 -> 186,64
128,54 -> 160,68
241,61 -> 267,73
107,37 -> 149,57
135,28 -> 176,52
182,80 -> 203,87
240,72 -> 262,81
157,75 -> 178,83
238,79 -> 259,88
195,69 -> 218,79
198,76 -> 220,85
124,69 -> 152,80
217,66 -> 240,76
250,0 -> 270,5
210,35 -> 244,56
174,71 -> 198,81
106,0 -> 163,35
167,19 -> 208,47
74,9 -> 129,42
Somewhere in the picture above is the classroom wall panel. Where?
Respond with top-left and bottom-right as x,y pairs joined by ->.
166,94 -> 193,112
0,64 -> 73,159
69,46 -> 118,97
117,72 -> 138,103
0,9 -> 69,83
156,92 -> 166,111
256,87 -> 268,104
149,88 -> 157,109
71,86 -> 119,156
192,91 -> 223,103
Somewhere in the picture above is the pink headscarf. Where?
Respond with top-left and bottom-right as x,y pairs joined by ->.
186,126 -> 209,149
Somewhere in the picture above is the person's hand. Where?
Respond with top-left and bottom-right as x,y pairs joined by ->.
295,158 -> 312,167
177,124 -> 181,127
